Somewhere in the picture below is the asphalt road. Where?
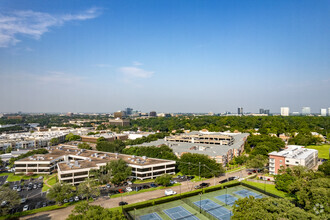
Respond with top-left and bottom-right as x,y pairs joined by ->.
21,169 -> 247,220
0,175 -> 8,186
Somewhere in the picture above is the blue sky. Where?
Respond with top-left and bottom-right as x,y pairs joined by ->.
0,0 -> 329,113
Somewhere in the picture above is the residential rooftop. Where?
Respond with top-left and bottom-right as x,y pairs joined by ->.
269,145 -> 318,160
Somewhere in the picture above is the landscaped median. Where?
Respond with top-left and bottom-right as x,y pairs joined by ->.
109,183 -> 181,199
0,173 -> 50,182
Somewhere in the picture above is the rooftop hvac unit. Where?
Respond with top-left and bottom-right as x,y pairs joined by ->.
142,156 -> 147,160
50,157 -> 53,159
132,155 -> 136,158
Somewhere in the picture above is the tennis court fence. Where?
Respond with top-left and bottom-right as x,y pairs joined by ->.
181,198 -> 217,220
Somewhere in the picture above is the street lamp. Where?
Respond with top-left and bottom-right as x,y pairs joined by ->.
199,193 -> 202,213
225,187 -> 228,205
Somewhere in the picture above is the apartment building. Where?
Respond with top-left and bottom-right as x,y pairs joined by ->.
14,145 -> 176,185
268,145 -> 318,175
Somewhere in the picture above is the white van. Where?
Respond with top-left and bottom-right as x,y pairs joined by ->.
165,189 -> 177,196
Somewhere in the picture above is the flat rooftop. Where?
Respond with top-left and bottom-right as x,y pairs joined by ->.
269,145 -> 317,160
15,145 -> 175,171
133,132 -> 249,157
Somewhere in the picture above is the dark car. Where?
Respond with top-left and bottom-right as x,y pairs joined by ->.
228,177 -> 235,181
142,185 -> 150,189
135,186 -> 142,191
150,183 -> 157,188
219,179 -> 228,184
187,176 -> 194,180
119,201 -> 128,206
200,183 -> 210,187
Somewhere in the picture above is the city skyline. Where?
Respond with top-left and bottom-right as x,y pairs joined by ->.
0,0 -> 329,113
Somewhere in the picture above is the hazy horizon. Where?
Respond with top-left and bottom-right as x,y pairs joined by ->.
1,0 -> 329,113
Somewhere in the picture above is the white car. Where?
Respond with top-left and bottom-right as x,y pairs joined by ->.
1,201 -> 7,207
23,205 -> 29,211
20,198 -> 26,204
126,187 -> 132,192
165,189 -> 177,196
127,181 -> 132,185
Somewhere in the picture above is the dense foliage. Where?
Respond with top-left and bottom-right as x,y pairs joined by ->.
122,145 -> 177,160
244,134 -> 285,155
78,143 -> 92,150
65,133 -> 81,142
130,116 -> 330,135
178,153 -> 225,178
66,201 -> 123,220
0,186 -> 20,215
105,159 -> 132,184
232,197 -> 318,220
9,148 -> 48,166
96,140 -> 125,153
274,166 -> 330,217
155,174 -> 173,186
46,183 -> 74,204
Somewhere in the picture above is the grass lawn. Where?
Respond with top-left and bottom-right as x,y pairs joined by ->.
242,180 -> 293,199
0,173 -> 50,182
42,174 -> 58,192
226,166 -> 246,173
306,144 -> 330,159
133,178 -> 155,184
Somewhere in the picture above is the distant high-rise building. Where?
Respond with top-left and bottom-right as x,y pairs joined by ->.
149,111 -> 157,117
320,108 -> 327,116
302,107 -> 311,115
238,107 -> 243,115
125,108 -> 133,115
259,109 -> 264,114
281,107 -> 290,116
264,109 -> 270,115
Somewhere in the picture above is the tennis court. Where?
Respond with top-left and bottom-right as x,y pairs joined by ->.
215,194 -> 238,205
233,189 -> 263,198
163,206 -> 200,220
139,212 -> 163,220
193,199 -> 232,220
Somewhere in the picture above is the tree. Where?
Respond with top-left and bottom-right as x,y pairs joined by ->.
5,147 -> 12,153
246,155 -> 268,170
232,197 -> 318,220
0,186 -> 20,215
65,133 -> 81,142
318,160 -> 330,176
106,159 -> 131,185
67,201 -> 123,220
78,143 -> 92,150
96,140 -> 125,153
77,179 -> 100,201
122,145 -> 177,160
46,183 -> 74,204
50,137 -> 60,146
155,174 -> 172,186
275,173 -> 296,192
178,153 -> 225,178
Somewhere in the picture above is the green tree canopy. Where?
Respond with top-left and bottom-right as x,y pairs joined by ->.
96,140 -> 125,153
105,159 -> 132,184
0,186 -> 20,215
66,201 -> 123,220
155,174 -> 172,186
232,197 -> 319,220
78,143 -> 92,150
65,133 -> 81,142
122,145 -> 177,160
246,155 -> 268,170
178,153 -> 225,178
46,183 -> 74,204
77,179 -> 100,201
50,137 -> 60,146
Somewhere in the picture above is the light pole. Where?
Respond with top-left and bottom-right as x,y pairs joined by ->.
134,208 -> 136,220
199,193 -> 202,213
225,187 -> 228,205
199,162 -> 201,181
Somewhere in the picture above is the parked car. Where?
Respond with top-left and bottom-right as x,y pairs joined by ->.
63,199 -> 68,203
74,196 -> 79,202
33,184 -> 37,189
106,184 -> 111,188
42,202 -> 47,207
127,181 -> 132,185
118,189 -> 124,193
200,182 -> 210,187
135,186 -> 142,191
248,172 -> 252,175
150,183 -> 157,188
38,176 -> 43,180
219,179 -> 228,184
69,197 -> 73,202
1,201 -> 7,207
20,198 -> 26,204
170,180 -> 177,185
165,189 -> 177,196
119,201 -> 128,206
187,176 -> 194,180
23,205 -> 29,211
17,187 -> 22,192
142,185 -> 150,189
13,185 -> 17,190
126,187 -> 132,192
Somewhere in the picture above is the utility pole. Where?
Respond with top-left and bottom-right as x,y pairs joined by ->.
199,162 -> 201,181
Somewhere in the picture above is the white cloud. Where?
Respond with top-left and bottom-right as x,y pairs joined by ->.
0,7 -> 102,47
118,66 -> 154,79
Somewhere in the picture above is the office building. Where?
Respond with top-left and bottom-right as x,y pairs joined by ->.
320,108 -> 327,116
268,145 -> 318,175
133,131 -> 249,165
280,107 -> 290,116
14,145 -> 176,184
259,109 -> 270,115
149,111 -> 157,117
125,108 -> 133,116
81,133 -> 128,143
238,107 -> 243,115
264,109 -> 270,115
108,118 -> 130,126
302,107 -> 311,115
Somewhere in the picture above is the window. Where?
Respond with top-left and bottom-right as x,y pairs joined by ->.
280,160 -> 282,163
286,160 -> 289,163
295,161 -> 299,164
